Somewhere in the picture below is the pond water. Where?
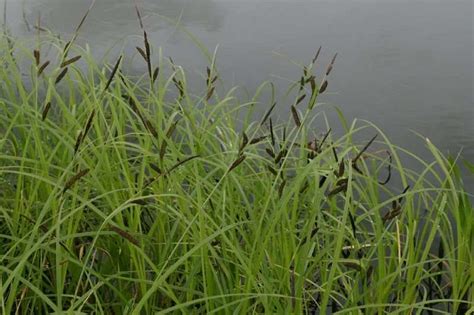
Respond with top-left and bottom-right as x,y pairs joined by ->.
4,0 -> 474,187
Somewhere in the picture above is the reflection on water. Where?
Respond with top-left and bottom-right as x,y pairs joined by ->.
3,0 -> 474,188
12,0 -> 223,44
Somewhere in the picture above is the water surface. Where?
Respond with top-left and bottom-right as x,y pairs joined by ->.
4,0 -> 474,186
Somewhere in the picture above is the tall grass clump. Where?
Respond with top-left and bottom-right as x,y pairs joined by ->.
0,15 -> 472,314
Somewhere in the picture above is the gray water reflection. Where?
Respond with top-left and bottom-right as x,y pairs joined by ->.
4,0 -> 474,187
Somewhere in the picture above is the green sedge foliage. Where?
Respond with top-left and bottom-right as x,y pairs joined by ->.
0,34 -> 472,314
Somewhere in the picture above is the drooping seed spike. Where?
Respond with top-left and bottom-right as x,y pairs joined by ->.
353,134 -> 378,164
275,149 -> 288,164
319,80 -> 328,94
152,66 -> 160,83
74,132 -> 83,154
149,163 -> 162,174
398,185 -> 410,203
55,67 -> 68,85
63,168 -> 89,193
136,46 -> 148,62
319,175 -> 327,187
291,105 -> 301,127
312,46 -> 322,64
379,150 -> 393,185
299,76 -> 305,91
104,55 -> 123,92
206,86 -> 215,101
328,182 -> 348,197
38,60 -> 50,76
228,155 -> 246,173
348,211 -> 357,239
265,148 -> 275,158
82,109 -> 96,143
267,165 -> 277,176
60,55 -> 81,68
134,0 -> 145,30
320,128 -> 331,148
337,160 -> 345,177
260,102 -> 277,126
325,53 -> 338,76
41,102 -> 51,121
295,94 -> 306,106
249,135 -> 267,145
33,49 -> 40,66
309,76 -> 316,93
269,118 -> 275,147
240,132 -> 249,152
332,145 -> 339,163
109,226 -> 139,246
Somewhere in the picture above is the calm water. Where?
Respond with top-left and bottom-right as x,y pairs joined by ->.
4,0 -> 474,186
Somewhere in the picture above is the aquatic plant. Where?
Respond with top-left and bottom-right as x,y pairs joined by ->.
0,5 -> 472,314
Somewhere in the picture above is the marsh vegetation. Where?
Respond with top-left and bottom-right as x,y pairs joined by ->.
0,3 -> 472,314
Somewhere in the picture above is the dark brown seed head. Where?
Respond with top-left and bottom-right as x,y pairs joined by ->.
63,168 -> 89,193
320,128 -> 332,148
228,155 -> 246,173
267,165 -> 277,176
295,94 -> 306,106
291,105 -> 301,127
399,185 -> 410,203
152,66 -> 160,83
42,102 -> 51,121
167,155 -> 199,175
336,178 -> 348,187
352,134 -> 378,164
38,60 -> 50,76
60,55 -> 81,68
33,49 -> 40,66
134,0 -> 145,30
149,163 -> 162,174
74,131 -> 83,154
337,160 -> 345,177
166,120 -> 179,138
325,53 -> 338,76
206,86 -> 215,101
332,145 -> 339,163
328,182 -> 348,197
136,46 -> 148,62
326,53 -> 337,75
109,226 -> 139,246
159,141 -> 168,161
319,175 -> 327,188
299,76 -> 305,91
104,55 -> 123,92
265,148 -> 275,158
269,118 -> 275,146
144,119 -> 158,138
319,80 -> 328,94
260,102 -> 277,126
312,46 -> 322,64
309,76 -> 316,93
240,132 -> 249,152
249,135 -> 267,145
348,211 -> 357,238
275,149 -> 288,164
55,68 -> 68,85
